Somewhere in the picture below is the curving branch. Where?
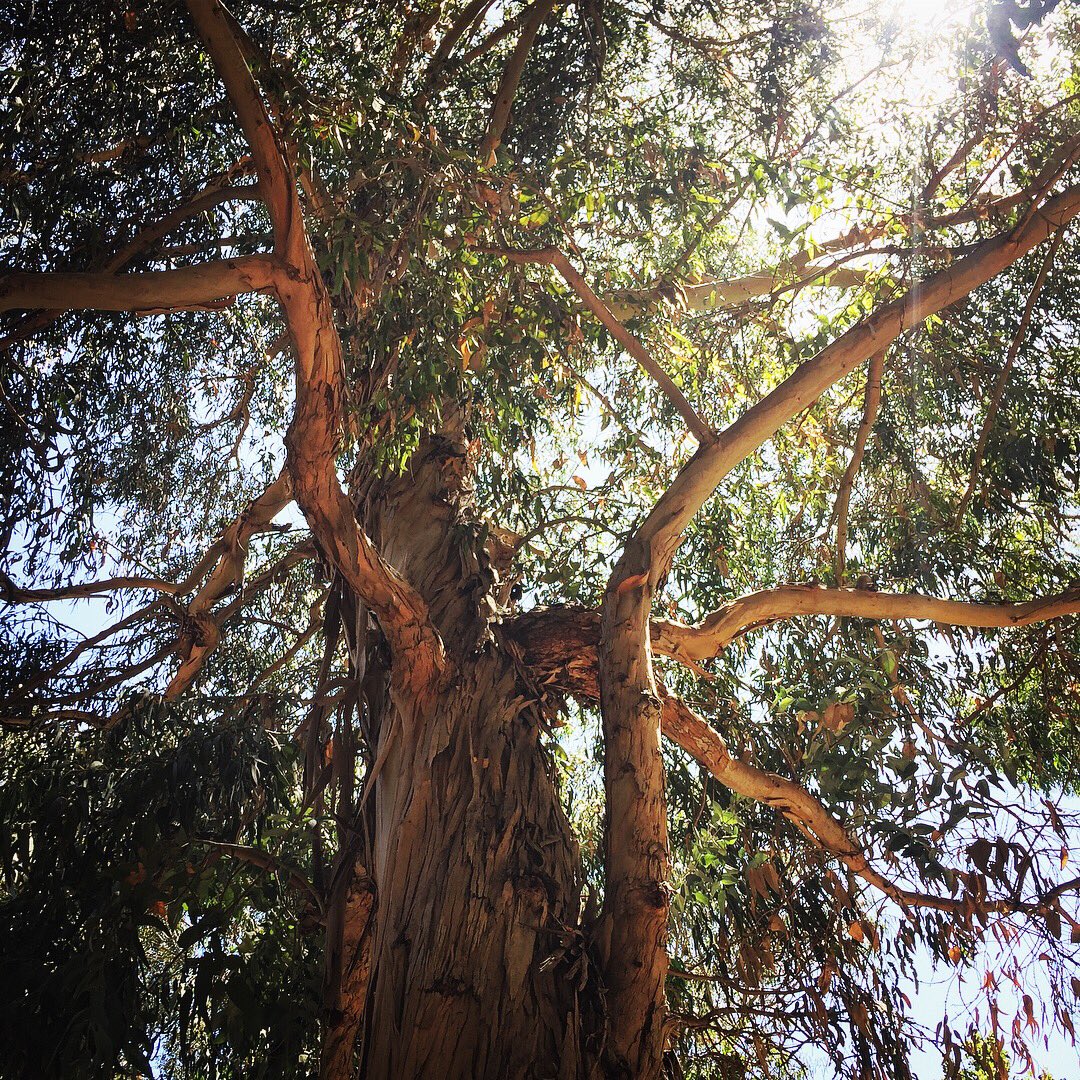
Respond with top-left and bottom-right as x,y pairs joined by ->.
187,0 -> 445,692
165,540 -> 315,699
1,571 -> 180,602
651,583 -> 1080,665
491,245 -> 714,442
506,610 -> 1080,919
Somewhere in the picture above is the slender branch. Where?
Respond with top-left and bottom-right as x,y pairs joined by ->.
196,838 -> 323,911
490,245 -> 714,442
607,261 -> 872,320
1,570 -> 180,602
607,172 -> 1076,321
478,0 -> 558,165
422,0 -> 496,92
833,349 -> 885,582
953,231 -> 1063,523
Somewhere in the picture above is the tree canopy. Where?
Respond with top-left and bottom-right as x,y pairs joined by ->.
3,1 -> 1080,1077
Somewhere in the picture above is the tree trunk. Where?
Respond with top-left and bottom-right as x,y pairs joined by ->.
360,648 -> 589,1078
331,434 -> 598,1077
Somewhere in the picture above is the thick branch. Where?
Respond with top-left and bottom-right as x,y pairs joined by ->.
188,0 -> 446,692
1,176 -> 261,349
652,584 -> 1080,664
506,610 -> 1077,919
0,256 -> 277,315
187,0 -> 298,256
618,182 -> 1080,601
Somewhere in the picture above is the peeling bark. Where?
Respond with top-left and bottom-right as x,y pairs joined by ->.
354,440 -> 593,1079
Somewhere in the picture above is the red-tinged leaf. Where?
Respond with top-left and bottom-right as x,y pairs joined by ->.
1023,993 -> 1038,1032
968,837 -> 993,874
822,701 -> 854,733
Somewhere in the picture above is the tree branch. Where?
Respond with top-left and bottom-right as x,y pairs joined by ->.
651,583 -> 1080,664
607,260 -> 873,320
0,571 -> 181,602
506,611 -> 1080,919
187,0 -> 299,257
187,0 -> 446,692
1,175 -> 261,349
0,256 -> 278,315
196,838 -> 323,910
612,180 -> 1080,609
832,349 -> 885,582
478,0 -> 558,165
490,245 -> 714,442
953,230 -> 1063,523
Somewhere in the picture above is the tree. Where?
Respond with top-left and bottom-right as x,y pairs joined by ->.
3,0 -> 1080,1076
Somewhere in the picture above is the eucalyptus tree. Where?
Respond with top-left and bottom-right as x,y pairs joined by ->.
3,1 -> 1080,1077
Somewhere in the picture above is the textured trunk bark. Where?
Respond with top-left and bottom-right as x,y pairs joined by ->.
360,649 -> 588,1078
338,435 -> 596,1078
